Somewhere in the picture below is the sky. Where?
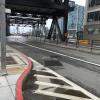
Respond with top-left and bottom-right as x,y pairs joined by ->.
72,0 -> 86,6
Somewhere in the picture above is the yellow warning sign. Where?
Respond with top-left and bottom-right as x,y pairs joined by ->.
79,40 -> 89,46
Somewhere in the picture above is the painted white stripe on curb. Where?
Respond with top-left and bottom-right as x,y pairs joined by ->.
34,74 -> 59,79
34,90 -> 92,100
20,42 -> 100,67
34,81 -> 78,90
29,57 -> 100,100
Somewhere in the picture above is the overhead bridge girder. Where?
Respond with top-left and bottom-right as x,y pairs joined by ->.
5,0 -> 75,41
6,0 -> 65,17
6,0 -> 63,8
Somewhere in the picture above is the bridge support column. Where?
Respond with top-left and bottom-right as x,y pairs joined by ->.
6,14 -> 10,36
0,0 -> 7,75
47,18 -> 63,41
63,0 -> 69,42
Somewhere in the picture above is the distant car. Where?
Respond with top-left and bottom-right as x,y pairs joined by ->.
68,38 -> 76,44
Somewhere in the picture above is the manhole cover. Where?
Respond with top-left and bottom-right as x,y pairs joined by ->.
42,57 -> 62,66
6,57 -> 17,65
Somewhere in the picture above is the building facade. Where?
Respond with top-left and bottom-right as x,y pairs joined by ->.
68,5 -> 84,35
59,5 -> 84,39
84,0 -> 100,40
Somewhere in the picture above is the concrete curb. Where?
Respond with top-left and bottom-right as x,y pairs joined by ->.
16,53 -> 33,100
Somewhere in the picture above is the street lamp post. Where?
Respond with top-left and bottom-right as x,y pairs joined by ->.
76,5 -> 79,33
0,0 -> 7,75
76,5 -> 79,47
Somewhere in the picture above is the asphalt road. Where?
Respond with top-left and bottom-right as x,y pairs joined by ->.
8,41 -> 100,97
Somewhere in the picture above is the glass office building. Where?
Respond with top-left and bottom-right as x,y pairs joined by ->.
59,5 -> 84,38
84,0 -> 100,40
68,5 -> 84,31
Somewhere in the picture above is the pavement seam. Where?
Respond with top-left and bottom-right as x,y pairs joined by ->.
0,84 -> 15,88
5,76 -> 15,99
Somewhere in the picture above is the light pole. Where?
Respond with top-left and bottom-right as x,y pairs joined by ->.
0,0 -> 7,75
76,5 -> 79,33
76,5 -> 79,47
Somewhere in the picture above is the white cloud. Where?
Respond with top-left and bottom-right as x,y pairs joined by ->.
72,0 -> 86,6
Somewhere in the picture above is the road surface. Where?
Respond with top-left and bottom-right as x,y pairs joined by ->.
8,40 -> 100,97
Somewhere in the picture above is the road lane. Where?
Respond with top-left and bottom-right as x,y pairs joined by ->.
8,41 -> 100,97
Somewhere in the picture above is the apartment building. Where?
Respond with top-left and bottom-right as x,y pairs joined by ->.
84,0 -> 100,40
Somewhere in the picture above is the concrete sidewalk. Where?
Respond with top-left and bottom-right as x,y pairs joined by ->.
0,45 -> 29,100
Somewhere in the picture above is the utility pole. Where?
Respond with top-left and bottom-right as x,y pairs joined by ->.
63,0 -> 69,42
0,0 -> 7,75
76,5 -> 79,33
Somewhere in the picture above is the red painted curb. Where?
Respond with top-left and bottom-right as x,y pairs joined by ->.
16,56 -> 33,100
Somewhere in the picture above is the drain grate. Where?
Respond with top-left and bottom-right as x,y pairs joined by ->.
6,57 -> 17,65
43,58 -> 62,66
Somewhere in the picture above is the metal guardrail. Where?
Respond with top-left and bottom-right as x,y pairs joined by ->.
91,40 -> 100,50
7,35 -> 100,55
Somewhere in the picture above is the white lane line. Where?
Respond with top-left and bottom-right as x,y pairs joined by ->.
34,90 -> 92,100
20,42 -> 100,67
29,57 -> 100,100
34,81 -> 78,90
